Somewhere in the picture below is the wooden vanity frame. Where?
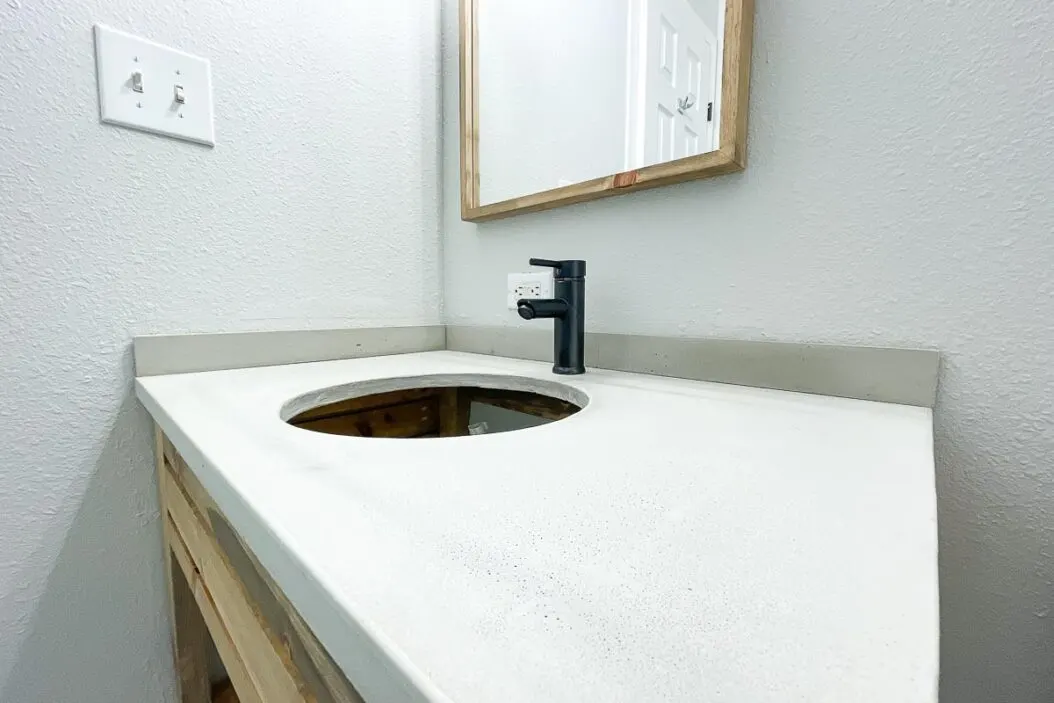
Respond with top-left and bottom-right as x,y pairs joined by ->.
156,388 -> 579,701
459,0 -> 755,222
158,430 -> 367,703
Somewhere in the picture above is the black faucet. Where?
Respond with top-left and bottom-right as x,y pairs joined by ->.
516,259 -> 586,375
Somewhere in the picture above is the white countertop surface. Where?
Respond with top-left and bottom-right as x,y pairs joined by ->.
136,351 -> 938,703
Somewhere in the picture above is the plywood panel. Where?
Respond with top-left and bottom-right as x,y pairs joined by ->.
290,387 -> 441,424
294,398 -> 439,438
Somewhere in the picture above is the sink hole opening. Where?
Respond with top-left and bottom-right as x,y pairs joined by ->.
285,382 -> 585,439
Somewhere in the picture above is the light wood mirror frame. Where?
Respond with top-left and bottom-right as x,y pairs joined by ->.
460,0 -> 755,223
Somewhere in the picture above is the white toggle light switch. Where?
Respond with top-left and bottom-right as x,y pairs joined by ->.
93,24 -> 215,146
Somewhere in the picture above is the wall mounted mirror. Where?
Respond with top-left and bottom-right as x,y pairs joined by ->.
460,0 -> 755,222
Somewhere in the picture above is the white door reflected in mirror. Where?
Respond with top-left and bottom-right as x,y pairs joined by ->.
478,0 -> 725,206
630,0 -> 721,167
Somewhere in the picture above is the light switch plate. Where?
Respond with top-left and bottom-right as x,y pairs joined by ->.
93,24 -> 215,146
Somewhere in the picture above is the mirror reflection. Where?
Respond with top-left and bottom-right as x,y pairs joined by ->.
479,0 -> 725,205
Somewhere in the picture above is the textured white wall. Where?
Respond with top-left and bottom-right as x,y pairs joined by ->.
442,1 -> 1054,701
0,0 -> 440,700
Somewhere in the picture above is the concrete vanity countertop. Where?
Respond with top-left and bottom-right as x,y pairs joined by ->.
136,350 -> 939,703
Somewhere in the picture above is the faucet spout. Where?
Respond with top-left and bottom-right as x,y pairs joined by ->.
517,298 -> 569,320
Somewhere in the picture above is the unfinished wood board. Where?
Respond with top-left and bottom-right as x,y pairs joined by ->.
439,387 -> 472,437
289,387 -> 442,424
165,470 -> 308,701
293,398 -> 440,438
165,518 -> 263,703
161,434 -> 365,703
156,429 -> 211,703
459,0 -> 480,217
168,540 -> 212,702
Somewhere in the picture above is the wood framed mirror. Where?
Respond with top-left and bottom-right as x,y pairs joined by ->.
460,0 -> 755,222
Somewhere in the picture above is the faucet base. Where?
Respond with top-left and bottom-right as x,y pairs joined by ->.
553,365 -> 586,376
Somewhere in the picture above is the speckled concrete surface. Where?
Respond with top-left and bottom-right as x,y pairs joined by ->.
139,351 -> 938,703
0,1 -> 441,700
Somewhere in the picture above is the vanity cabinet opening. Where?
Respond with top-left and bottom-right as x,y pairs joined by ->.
286,385 -> 582,438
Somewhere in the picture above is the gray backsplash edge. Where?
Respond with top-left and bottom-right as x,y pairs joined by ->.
133,324 -> 939,407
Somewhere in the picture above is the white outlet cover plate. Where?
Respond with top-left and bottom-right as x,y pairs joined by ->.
507,272 -> 554,310
93,24 -> 215,146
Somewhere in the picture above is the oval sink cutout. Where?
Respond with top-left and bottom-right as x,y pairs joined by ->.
282,374 -> 587,439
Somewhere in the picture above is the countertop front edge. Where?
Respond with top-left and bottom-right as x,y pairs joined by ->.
136,380 -> 455,703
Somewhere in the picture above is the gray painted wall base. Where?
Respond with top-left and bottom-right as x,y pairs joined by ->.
134,324 -> 939,408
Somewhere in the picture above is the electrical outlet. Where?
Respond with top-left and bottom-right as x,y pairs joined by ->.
507,272 -> 553,310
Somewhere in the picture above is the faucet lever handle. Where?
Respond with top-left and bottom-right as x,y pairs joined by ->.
529,258 -> 562,269
529,258 -> 586,279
